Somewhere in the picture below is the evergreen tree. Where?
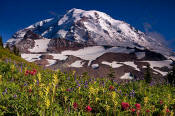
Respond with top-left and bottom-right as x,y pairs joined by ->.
14,46 -> 20,56
108,67 -> 115,78
6,43 -> 10,50
0,36 -> 3,48
144,64 -> 152,83
167,65 -> 175,86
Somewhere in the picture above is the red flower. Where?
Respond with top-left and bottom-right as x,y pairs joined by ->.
109,85 -> 115,91
146,109 -> 150,113
166,109 -> 170,113
66,89 -> 71,91
30,70 -> 36,76
131,108 -> 136,112
33,69 -> 37,73
121,102 -> 130,110
86,105 -> 92,112
25,70 -> 29,76
160,100 -> 163,105
135,103 -> 141,110
73,102 -> 78,109
28,89 -> 32,93
25,73 -> 28,76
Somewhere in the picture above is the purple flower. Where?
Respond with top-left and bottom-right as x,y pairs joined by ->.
20,65 -> 23,72
13,94 -> 17,98
2,88 -> 7,96
37,80 -> 39,85
5,88 -> 7,93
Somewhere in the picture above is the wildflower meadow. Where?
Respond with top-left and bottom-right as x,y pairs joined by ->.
0,59 -> 175,116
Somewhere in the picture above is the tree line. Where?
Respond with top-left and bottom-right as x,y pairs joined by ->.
0,36 -> 20,56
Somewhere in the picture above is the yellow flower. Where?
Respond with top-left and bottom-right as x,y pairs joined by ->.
163,105 -> 167,114
10,64 -> 15,72
72,70 -> 76,76
45,86 -> 50,96
53,74 -> 59,86
0,75 -> 2,84
94,81 -> 96,84
24,67 -> 27,72
170,111 -> 174,116
111,91 -> 116,100
33,79 -> 37,85
39,91 -> 43,98
29,84 -> 33,90
144,97 -> 149,104
37,73 -> 41,82
39,83 -> 45,88
45,98 -> 50,109
105,105 -> 110,111
168,94 -> 171,100
95,97 -> 100,102
78,87 -> 81,93
113,100 -> 118,106
89,86 -> 94,95
64,96 -> 68,103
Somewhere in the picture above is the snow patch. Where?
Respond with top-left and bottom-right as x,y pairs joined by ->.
120,73 -> 133,80
46,59 -> 57,66
135,52 -> 145,59
91,64 -> 99,69
69,60 -> 85,68
142,66 -> 147,68
21,54 -> 41,62
48,54 -> 68,60
102,61 -> 123,68
28,39 -> 50,53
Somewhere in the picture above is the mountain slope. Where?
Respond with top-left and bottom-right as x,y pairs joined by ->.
7,8 -> 172,56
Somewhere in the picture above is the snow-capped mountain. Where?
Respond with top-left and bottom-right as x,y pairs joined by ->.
7,8 -> 172,56
6,8 -> 175,81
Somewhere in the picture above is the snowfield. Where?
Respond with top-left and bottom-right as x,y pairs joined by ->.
29,39 -> 51,53
121,61 -> 140,71
61,46 -> 134,62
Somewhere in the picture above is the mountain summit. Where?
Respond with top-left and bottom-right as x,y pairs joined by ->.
7,8 -> 171,55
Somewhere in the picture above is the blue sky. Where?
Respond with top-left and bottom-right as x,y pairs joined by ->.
0,0 -> 175,50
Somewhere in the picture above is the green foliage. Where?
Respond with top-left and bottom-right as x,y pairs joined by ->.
144,64 -> 152,83
0,47 -> 41,70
